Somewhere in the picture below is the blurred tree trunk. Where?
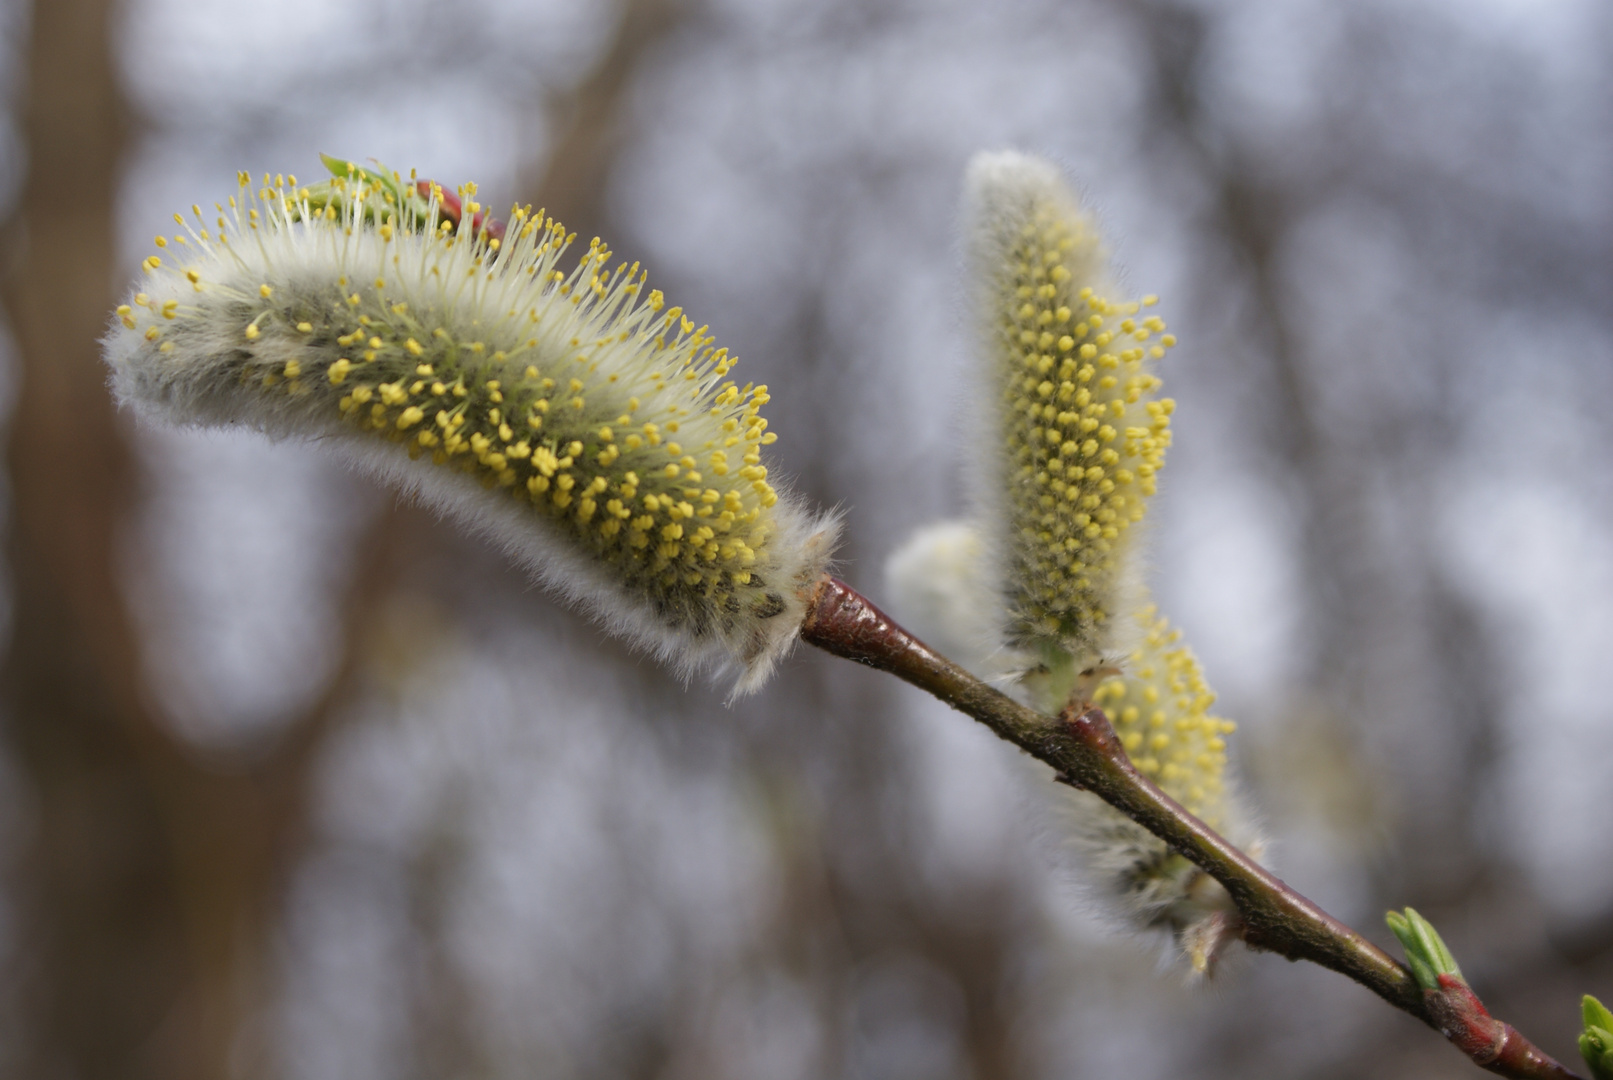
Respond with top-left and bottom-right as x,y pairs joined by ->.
0,0 -> 182,1072
0,1 -> 347,1076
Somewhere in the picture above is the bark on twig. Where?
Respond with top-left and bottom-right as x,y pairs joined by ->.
799,574 -> 1582,1080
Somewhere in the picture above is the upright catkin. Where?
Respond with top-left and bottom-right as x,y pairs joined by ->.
964,150 -> 1175,671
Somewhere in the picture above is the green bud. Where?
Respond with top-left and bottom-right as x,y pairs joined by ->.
304,155 -> 433,231
1385,907 -> 1463,991
1581,995 -> 1613,1080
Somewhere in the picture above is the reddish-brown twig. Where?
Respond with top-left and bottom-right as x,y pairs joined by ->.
799,574 -> 1580,1080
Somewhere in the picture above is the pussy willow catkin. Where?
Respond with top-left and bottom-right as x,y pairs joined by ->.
105,162 -> 836,689
964,151 -> 1175,665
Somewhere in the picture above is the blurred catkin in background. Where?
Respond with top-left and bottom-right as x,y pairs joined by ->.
0,0 -> 1610,1078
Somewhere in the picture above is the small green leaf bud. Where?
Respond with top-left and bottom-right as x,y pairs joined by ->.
1581,995 -> 1613,1080
1386,907 -> 1463,991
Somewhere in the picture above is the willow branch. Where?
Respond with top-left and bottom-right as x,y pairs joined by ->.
798,574 -> 1580,1080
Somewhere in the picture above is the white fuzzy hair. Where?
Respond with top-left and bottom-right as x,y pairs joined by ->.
1051,783 -> 1267,976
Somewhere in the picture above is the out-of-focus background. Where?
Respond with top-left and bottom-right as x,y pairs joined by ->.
0,0 -> 1609,1076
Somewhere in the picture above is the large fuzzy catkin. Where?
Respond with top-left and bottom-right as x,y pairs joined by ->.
104,164 -> 837,690
963,151 -> 1175,670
